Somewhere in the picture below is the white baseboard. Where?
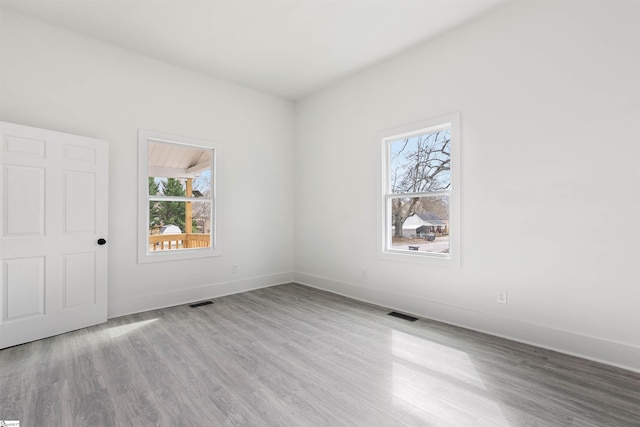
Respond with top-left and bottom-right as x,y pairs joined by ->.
294,272 -> 640,373
108,271 -> 294,318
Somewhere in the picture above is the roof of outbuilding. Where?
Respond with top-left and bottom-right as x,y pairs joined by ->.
415,212 -> 447,225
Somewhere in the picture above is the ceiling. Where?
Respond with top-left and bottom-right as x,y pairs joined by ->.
148,141 -> 211,178
0,0 -> 505,100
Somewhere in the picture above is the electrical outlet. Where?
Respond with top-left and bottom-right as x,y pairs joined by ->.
497,291 -> 507,304
232,264 -> 238,274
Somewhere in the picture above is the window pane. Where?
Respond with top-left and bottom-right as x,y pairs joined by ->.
148,201 -> 212,251
389,196 -> 449,254
148,141 -> 212,196
389,129 -> 450,194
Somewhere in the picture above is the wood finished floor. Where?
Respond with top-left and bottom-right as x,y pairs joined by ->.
1,283 -> 639,426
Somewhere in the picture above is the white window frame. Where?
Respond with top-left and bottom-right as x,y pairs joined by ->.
378,113 -> 461,266
137,129 -> 221,263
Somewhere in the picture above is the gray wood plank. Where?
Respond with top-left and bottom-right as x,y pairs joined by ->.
1,282 -> 639,426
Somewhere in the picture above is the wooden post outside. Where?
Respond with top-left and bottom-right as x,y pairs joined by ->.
186,178 -> 193,246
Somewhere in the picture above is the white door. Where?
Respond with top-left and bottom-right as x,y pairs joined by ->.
0,121 -> 108,349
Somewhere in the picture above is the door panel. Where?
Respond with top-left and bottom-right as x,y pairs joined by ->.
4,134 -> 46,157
3,257 -> 45,320
4,165 -> 45,236
64,171 -> 96,233
62,252 -> 96,309
0,121 -> 108,348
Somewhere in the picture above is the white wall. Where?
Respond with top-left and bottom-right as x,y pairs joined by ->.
0,10 -> 296,317
294,1 -> 640,371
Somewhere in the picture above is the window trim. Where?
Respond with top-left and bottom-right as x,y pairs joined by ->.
377,113 -> 461,266
137,129 -> 222,264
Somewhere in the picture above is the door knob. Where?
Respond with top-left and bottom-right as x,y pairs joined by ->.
97,238 -> 107,245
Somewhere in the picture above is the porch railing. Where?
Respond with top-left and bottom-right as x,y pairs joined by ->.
149,233 -> 211,250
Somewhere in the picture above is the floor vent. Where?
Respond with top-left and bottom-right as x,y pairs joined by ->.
189,300 -> 213,308
388,311 -> 418,322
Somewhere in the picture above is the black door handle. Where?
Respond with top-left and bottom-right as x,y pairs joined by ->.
97,238 -> 107,245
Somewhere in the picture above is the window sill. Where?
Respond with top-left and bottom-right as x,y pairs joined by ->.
378,249 -> 460,268
137,247 -> 221,264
